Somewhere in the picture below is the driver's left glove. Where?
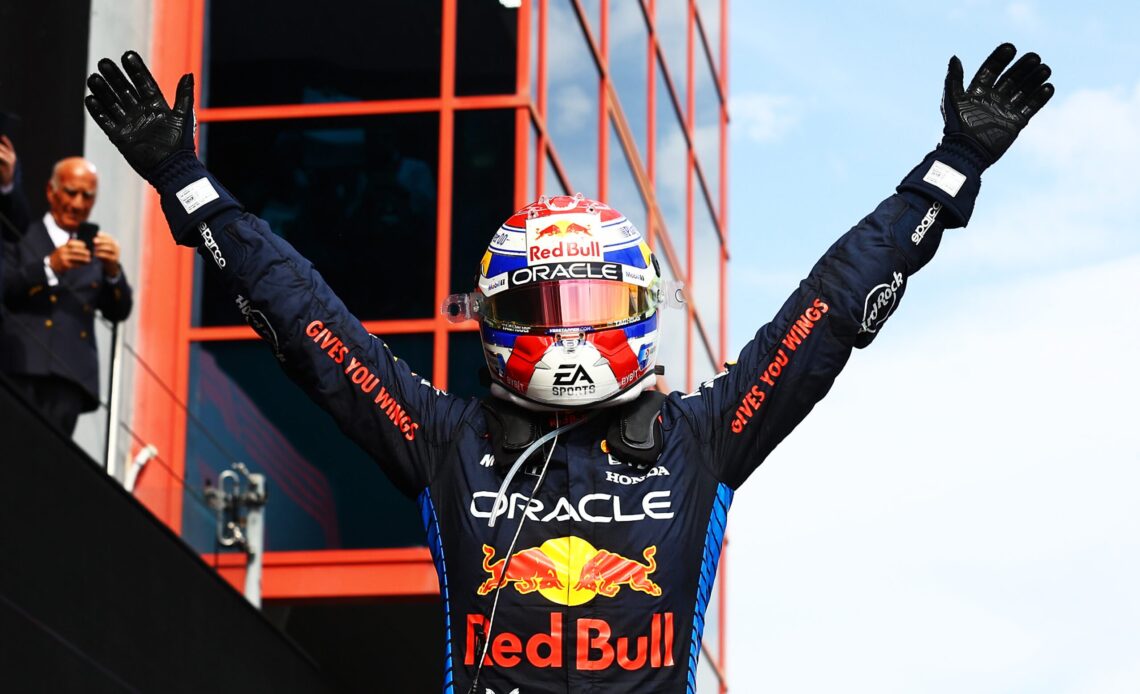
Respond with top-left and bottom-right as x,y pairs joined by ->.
899,43 -> 1055,227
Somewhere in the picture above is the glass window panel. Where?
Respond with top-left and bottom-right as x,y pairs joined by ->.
544,154 -> 569,196
531,0 -> 541,104
451,109 -> 516,294
694,47 -> 721,215
546,0 -> 599,198
607,119 -> 647,237
655,0 -> 688,114
609,0 -> 650,161
692,320 -> 718,387
205,0 -> 441,107
653,248 -> 686,392
447,331 -> 486,401
528,119 -> 538,201
183,338 -> 433,553
197,114 -> 439,326
456,0 -> 518,96
696,0 -> 721,74
579,0 -> 602,44
692,193 -> 721,359
655,59 -> 688,278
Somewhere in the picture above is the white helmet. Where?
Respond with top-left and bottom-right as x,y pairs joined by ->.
443,194 -> 682,411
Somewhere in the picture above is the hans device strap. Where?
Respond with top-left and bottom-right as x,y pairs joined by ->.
480,398 -> 540,476
481,390 -> 667,473
604,390 -> 667,471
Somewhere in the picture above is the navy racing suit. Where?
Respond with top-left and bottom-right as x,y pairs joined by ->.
179,152 -> 966,693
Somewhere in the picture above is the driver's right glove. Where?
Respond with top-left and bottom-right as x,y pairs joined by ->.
899,42 -> 1055,227
85,51 -> 241,246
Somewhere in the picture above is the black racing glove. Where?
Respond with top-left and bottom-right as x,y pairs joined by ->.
899,43 -> 1055,228
942,42 -> 1055,168
84,51 -> 195,180
85,51 -> 241,246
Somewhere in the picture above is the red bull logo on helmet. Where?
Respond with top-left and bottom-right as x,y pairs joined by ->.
534,221 -> 593,238
477,536 -> 661,606
525,213 -> 604,264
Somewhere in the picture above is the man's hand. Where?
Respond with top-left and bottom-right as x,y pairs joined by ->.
49,240 -> 92,275
93,232 -> 122,277
0,135 -> 16,187
84,51 -> 196,182
942,43 -> 1055,167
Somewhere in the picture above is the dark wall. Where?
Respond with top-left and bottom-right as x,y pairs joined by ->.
0,375 -> 334,693
0,0 -> 92,221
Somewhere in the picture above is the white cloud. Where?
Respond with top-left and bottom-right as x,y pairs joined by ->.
730,92 -> 800,144
656,126 -> 688,201
727,254 -> 1140,692
548,84 -> 593,135
1019,82 -> 1140,189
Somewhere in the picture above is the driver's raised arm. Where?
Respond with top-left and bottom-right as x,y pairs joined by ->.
670,43 -> 1054,489
85,51 -> 470,497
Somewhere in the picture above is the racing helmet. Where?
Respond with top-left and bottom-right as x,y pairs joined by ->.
444,194 -> 682,411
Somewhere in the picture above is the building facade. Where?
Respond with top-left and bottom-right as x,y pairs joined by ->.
63,0 -> 730,689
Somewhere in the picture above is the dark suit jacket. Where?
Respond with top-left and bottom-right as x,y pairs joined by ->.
0,219 -> 133,409
0,165 -> 33,296
0,166 -> 32,241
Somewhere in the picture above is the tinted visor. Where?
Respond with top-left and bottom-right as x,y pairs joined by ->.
484,280 -> 654,330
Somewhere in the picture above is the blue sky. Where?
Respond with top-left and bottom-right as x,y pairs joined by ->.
725,2 -> 1140,691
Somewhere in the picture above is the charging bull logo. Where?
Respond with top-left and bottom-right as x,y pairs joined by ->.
575,547 -> 662,597
477,536 -> 662,605
535,221 -> 593,238
478,545 -> 566,595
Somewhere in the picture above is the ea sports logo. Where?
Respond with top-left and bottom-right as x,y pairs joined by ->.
553,364 -> 593,386
550,363 -> 597,397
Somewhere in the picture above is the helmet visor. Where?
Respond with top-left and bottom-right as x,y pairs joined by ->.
484,280 -> 654,330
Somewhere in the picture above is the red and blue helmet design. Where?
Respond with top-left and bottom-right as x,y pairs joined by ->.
448,194 -> 667,410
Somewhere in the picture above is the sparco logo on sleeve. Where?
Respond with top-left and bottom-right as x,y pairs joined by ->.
911,202 -> 942,246
199,222 -> 226,268
859,271 -> 904,334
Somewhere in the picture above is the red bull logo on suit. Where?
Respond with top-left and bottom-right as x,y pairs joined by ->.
469,537 -> 673,671
477,536 -> 661,606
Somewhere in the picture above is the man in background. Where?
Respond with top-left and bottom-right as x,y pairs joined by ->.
0,157 -> 132,435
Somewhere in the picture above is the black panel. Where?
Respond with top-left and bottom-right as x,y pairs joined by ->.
198,113 -> 439,326
0,0 -> 91,222
205,0 -> 442,106
456,0 -> 518,96
0,374 -> 332,693
450,108 -> 516,295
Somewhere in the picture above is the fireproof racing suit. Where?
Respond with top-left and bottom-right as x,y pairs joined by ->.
172,145 -> 969,692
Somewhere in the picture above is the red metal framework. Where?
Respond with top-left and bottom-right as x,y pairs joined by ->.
134,0 -> 729,688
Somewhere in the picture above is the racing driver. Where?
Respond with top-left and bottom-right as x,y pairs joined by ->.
85,44 -> 1053,693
